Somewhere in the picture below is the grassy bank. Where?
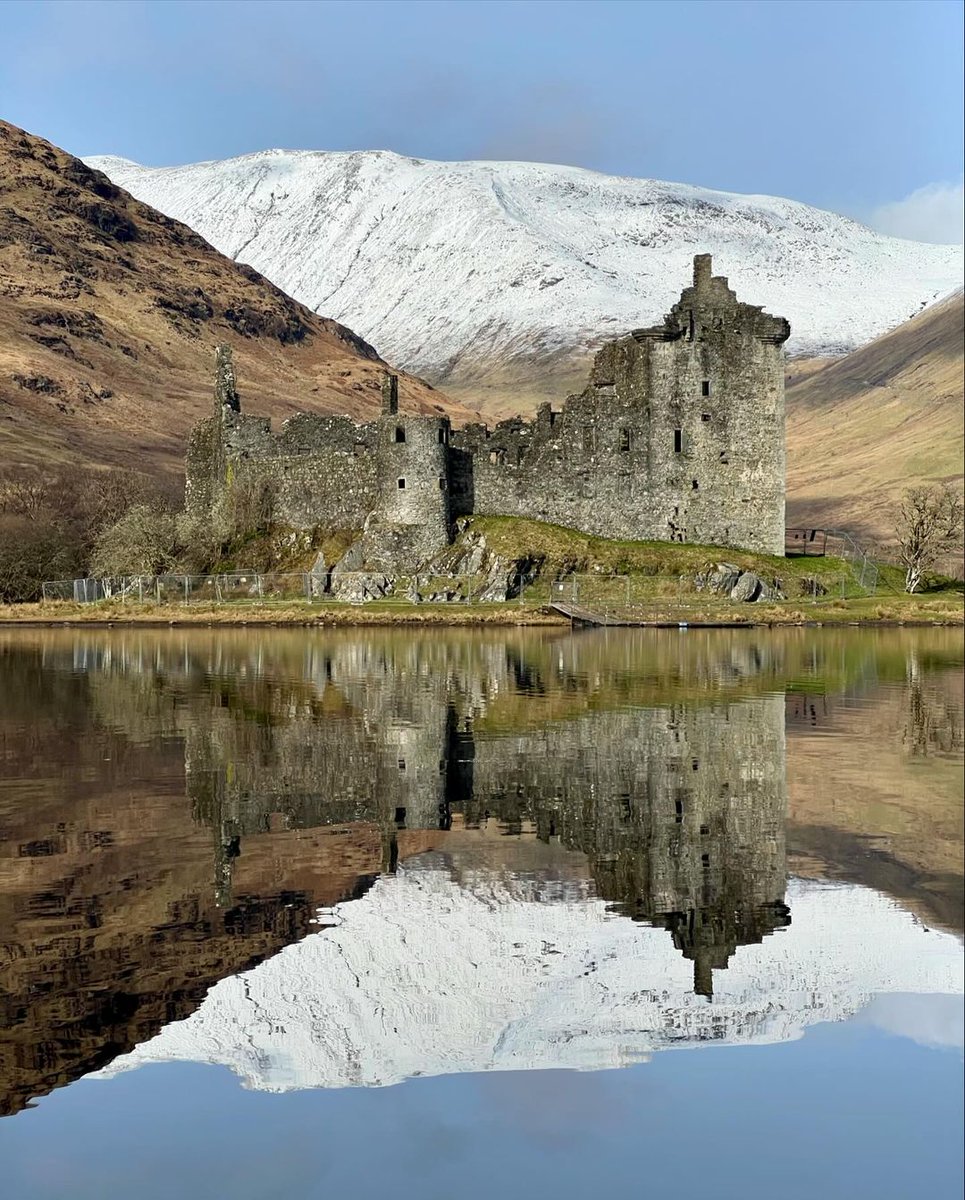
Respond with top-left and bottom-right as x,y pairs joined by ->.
9,516 -> 961,627
0,599 -> 568,627
1,590 -> 961,627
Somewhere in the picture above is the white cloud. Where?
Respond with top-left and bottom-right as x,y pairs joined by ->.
870,178 -> 964,245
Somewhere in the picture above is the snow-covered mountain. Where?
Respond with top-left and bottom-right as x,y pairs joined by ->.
92,857 -> 963,1093
86,149 -> 963,402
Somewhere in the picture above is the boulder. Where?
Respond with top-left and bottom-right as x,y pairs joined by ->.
696,563 -> 742,595
729,572 -> 763,602
329,571 -> 392,603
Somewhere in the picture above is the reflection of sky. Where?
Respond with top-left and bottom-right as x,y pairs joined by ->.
861,992 -> 964,1051
2,1018 -> 961,1200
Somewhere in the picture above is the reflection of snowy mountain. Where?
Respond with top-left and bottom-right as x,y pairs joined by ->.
95,857 -> 963,1092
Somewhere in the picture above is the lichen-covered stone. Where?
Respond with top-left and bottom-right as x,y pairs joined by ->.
730,572 -> 763,602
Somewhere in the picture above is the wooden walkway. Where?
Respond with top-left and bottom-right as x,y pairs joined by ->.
549,602 -> 749,629
550,601 -> 630,627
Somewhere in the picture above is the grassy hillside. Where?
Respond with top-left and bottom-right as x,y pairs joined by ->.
469,515 -> 853,592
0,121 -> 472,479
786,291 -> 964,546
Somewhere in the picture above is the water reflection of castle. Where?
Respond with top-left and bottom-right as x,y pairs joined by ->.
6,627 -> 962,1116
187,636 -> 790,997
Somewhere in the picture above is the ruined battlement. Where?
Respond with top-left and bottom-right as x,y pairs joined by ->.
186,255 -> 789,560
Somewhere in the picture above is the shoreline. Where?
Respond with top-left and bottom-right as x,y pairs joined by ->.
1,598 -> 962,629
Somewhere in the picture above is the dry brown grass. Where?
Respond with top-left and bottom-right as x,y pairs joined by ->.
785,292 -> 964,551
2,588 -> 960,628
0,600 -> 568,627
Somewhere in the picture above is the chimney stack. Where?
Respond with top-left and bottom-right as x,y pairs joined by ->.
381,373 -> 399,416
693,254 -> 712,291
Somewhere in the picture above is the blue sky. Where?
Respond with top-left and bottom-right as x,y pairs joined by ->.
2,0 -> 963,241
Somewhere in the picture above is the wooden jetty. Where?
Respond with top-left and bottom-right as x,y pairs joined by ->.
549,602 -> 750,630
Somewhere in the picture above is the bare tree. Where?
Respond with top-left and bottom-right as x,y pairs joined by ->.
894,484 -> 963,593
89,505 -> 180,577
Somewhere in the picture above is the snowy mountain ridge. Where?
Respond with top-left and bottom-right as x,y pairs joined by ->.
86,149 -> 964,396
91,860 -> 963,1094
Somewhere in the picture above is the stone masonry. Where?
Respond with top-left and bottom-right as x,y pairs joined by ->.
186,256 -> 790,561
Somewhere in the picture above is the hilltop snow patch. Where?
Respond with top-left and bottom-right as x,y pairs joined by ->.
87,150 -> 963,390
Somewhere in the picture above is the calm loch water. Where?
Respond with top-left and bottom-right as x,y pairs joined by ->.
0,626 -> 962,1199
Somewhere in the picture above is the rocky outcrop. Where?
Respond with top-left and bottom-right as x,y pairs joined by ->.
427,528 -> 541,602
692,563 -> 785,603
321,525 -> 541,604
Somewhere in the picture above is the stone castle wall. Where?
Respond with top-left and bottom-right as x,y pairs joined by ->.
187,256 -> 790,557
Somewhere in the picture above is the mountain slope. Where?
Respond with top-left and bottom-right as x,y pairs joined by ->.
786,290 -> 965,543
0,123 -> 468,478
88,148 -> 962,413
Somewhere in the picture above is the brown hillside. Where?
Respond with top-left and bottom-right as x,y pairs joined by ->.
786,291 -> 964,543
0,121 -> 473,480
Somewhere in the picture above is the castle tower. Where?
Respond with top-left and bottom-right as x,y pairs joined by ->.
630,254 -> 791,555
368,373 -> 453,568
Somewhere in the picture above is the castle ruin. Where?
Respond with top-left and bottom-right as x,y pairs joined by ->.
186,255 -> 791,561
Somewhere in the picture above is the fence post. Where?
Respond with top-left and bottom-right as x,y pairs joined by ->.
155,578 -> 161,605
138,577 -> 144,603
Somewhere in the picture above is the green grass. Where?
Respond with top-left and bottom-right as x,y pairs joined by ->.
468,515 -> 864,597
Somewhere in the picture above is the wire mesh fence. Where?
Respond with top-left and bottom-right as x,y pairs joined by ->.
42,562 -> 868,613
824,530 -> 879,594
41,571 -> 538,607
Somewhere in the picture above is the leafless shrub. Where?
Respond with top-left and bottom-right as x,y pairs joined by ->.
0,465 -> 179,601
224,472 -> 276,537
89,504 -> 180,576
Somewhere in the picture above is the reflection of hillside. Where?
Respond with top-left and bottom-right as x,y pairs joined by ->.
0,626 -> 961,1117
0,765 -> 388,1118
786,663 -> 964,932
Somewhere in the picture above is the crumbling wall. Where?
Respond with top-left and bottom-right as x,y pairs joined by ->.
185,256 -> 789,560
450,255 -> 789,555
